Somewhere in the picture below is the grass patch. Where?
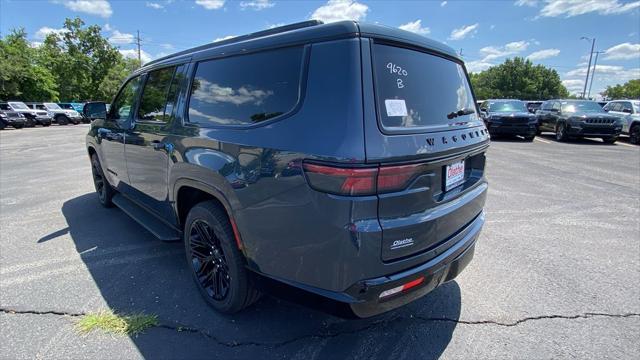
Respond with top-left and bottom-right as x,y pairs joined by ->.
76,310 -> 159,336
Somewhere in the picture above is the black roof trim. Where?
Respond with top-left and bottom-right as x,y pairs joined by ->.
145,20 -> 323,67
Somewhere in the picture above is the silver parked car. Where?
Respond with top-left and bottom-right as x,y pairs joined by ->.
603,100 -> 640,144
32,102 -> 83,125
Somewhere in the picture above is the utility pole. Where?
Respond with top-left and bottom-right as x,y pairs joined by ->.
581,37 -> 595,99
587,51 -> 605,99
136,30 -> 141,66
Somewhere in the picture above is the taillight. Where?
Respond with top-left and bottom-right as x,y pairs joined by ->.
302,162 -> 426,196
302,163 -> 377,196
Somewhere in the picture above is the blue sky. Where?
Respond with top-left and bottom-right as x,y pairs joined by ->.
1,0 -> 639,98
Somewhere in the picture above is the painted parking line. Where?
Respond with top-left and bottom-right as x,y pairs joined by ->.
534,137 -> 552,144
616,141 -> 637,148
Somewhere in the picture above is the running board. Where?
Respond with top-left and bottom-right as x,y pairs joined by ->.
112,194 -> 181,242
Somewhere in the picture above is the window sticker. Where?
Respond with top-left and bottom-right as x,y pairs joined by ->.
385,99 -> 408,117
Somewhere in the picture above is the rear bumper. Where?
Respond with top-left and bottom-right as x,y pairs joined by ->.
347,211 -> 482,317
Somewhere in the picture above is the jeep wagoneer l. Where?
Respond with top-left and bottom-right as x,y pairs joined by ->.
84,21 -> 489,317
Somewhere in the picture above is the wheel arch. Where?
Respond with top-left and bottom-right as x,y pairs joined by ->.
173,179 -> 244,250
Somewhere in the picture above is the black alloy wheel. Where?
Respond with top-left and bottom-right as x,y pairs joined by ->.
189,220 -> 231,301
90,154 -> 114,207
184,201 -> 260,313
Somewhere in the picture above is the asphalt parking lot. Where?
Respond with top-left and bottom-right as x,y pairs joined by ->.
1,124 -> 639,359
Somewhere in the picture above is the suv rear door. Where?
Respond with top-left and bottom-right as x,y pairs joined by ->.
361,39 -> 488,262
125,64 -> 188,223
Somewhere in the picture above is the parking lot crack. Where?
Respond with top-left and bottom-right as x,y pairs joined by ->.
2,308 -> 638,348
0,308 -> 84,317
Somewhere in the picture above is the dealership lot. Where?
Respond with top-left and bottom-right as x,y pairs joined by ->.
1,125 -> 639,359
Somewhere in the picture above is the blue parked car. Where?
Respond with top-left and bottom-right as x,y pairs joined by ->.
83,21 -> 489,317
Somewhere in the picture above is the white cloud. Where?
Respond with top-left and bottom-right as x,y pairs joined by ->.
35,26 -> 69,40
526,48 -> 561,60
146,2 -> 164,9
603,42 -> 640,60
53,0 -> 113,18
565,65 -> 640,79
214,35 -> 236,42
480,41 -> 529,61
195,0 -> 225,10
466,60 -> 494,73
539,0 -> 640,18
449,23 -> 478,40
240,0 -> 274,10
310,0 -> 368,23
30,42 -> 44,48
109,30 -> 134,45
160,43 -> 174,50
103,23 -> 112,31
119,49 -> 152,64
399,20 -> 430,36
515,0 -> 538,6
562,79 -> 584,92
440,1 -> 447,6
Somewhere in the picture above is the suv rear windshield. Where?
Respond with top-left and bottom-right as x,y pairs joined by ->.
373,43 -> 478,132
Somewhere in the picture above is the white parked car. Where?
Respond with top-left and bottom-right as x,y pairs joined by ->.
31,102 -> 83,125
603,100 -> 640,144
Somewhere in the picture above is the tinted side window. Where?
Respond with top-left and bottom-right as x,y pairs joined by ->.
188,46 -> 304,126
621,102 -> 633,113
0,104 -> 9,110
552,102 -> 561,111
541,102 -> 550,110
110,76 -> 142,121
138,66 -> 176,122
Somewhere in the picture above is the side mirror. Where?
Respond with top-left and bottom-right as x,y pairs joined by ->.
83,102 -> 107,120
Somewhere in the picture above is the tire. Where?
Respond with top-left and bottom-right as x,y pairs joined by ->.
0,121 -> 5,130
43,122 -> 51,127
56,115 -> 69,125
630,124 -> 640,145
90,154 -> 114,207
13,123 -> 24,129
602,137 -> 618,144
524,135 -> 535,142
24,118 -> 36,127
555,123 -> 568,142
184,201 -> 261,314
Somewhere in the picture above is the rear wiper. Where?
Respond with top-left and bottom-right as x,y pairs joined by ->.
447,108 -> 476,119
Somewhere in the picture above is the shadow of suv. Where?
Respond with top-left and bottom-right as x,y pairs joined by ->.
83,21 -> 489,318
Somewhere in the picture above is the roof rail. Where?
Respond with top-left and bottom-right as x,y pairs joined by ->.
145,20 -> 324,67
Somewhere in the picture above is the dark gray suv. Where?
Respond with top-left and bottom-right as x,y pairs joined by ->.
84,21 -> 489,317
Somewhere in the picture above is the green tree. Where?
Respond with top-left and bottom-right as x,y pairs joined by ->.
42,17 -> 124,101
469,57 -> 569,100
601,79 -> 640,100
0,29 -> 58,101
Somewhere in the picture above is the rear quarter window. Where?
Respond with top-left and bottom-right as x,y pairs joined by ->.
187,46 -> 304,127
373,43 -> 479,132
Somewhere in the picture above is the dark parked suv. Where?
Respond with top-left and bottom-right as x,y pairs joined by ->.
479,99 -> 537,141
84,21 -> 489,317
537,100 -> 622,143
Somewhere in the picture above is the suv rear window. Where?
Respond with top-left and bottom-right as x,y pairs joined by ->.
373,43 -> 478,131
188,46 -> 304,127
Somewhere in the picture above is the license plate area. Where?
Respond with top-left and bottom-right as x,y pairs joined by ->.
444,160 -> 465,191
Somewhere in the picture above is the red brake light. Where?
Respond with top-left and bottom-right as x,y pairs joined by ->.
377,163 -> 423,193
303,162 -> 426,196
302,163 -> 377,196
